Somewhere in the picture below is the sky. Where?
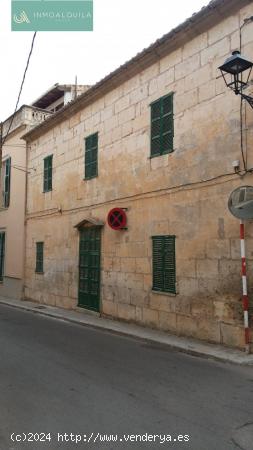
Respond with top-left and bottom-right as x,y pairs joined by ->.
0,0 -> 209,121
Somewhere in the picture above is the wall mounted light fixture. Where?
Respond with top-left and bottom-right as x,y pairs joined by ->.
219,50 -> 253,108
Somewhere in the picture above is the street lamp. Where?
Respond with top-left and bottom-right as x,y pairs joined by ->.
219,50 -> 253,108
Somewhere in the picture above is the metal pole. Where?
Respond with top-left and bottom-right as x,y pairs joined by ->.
75,75 -> 77,100
0,122 -> 3,169
240,220 -> 250,353
0,122 -> 3,208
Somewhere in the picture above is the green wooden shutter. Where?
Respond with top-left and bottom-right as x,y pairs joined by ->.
4,158 -> 11,208
161,94 -> 173,153
152,236 -> 165,290
152,235 -> 176,293
163,235 -> 176,293
43,158 -> 48,192
36,242 -> 44,273
85,133 -> 98,179
43,155 -> 53,192
151,100 -> 162,157
151,93 -> 173,157
0,232 -> 5,282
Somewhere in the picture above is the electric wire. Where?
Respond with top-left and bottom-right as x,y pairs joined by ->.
238,17 -> 253,171
2,32 -> 37,146
240,95 -> 247,171
244,100 -> 248,168
26,168 -> 250,221
239,22 -> 247,171
12,165 -> 30,173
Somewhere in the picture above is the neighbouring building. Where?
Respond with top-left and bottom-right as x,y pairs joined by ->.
0,84 -> 89,299
31,83 -> 90,113
0,106 -> 52,299
23,0 -> 253,349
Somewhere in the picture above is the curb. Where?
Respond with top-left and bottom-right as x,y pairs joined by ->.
1,298 -> 253,366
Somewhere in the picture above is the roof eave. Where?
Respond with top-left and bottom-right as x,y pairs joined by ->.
22,0 -> 251,143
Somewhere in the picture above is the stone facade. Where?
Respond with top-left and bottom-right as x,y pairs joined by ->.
0,85 -> 87,300
0,107 -> 52,299
24,0 -> 253,349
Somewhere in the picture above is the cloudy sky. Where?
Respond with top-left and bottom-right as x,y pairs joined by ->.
0,0 -> 209,120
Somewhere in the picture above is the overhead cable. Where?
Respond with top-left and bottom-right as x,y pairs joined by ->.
2,32 -> 37,146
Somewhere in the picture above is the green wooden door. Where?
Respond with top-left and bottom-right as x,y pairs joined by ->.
78,227 -> 101,311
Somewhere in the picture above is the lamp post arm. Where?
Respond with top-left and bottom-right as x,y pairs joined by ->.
240,93 -> 253,109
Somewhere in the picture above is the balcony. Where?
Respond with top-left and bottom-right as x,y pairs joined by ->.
2,106 -> 53,139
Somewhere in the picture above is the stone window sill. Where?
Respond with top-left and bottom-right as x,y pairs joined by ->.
152,290 -> 177,297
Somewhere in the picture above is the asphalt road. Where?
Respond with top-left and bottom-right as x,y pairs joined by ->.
0,304 -> 253,450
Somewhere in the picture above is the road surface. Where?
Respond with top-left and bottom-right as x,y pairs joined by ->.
0,304 -> 252,450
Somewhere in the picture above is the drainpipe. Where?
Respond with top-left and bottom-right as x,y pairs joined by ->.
22,139 -> 29,301
0,122 -> 3,170
0,123 -> 3,210
240,220 -> 250,353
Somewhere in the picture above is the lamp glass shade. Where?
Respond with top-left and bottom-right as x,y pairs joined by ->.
219,52 -> 253,75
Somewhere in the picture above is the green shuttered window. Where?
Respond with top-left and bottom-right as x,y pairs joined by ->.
150,93 -> 174,157
3,158 -> 11,208
152,235 -> 176,294
43,155 -> 53,192
0,232 -> 5,282
36,242 -> 44,273
85,133 -> 98,179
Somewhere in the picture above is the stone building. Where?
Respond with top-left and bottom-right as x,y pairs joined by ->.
0,106 -> 52,299
0,84 -> 89,299
31,83 -> 90,113
23,0 -> 253,349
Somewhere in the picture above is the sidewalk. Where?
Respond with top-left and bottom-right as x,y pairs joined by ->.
0,295 -> 253,366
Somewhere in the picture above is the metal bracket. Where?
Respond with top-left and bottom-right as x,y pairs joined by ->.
241,93 -> 253,109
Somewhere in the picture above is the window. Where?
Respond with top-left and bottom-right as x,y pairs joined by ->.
0,232 -> 5,282
152,235 -> 176,294
85,133 -> 98,179
43,155 -> 53,192
35,242 -> 44,273
1,157 -> 11,208
55,103 -> 64,112
150,93 -> 174,157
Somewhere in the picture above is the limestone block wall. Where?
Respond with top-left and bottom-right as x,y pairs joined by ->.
25,2 -> 253,348
0,106 -> 53,300
25,175 -> 253,349
0,127 -> 27,299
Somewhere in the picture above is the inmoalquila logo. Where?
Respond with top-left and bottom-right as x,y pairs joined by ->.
13,10 -> 30,24
12,0 -> 93,32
